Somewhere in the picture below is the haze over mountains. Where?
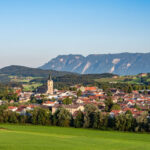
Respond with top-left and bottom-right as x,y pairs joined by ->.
40,52 -> 150,75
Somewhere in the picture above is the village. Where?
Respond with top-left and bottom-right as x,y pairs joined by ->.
1,0 -> 150,149
1,74 -> 149,119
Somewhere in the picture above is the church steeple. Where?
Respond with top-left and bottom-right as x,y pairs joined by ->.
48,74 -> 52,80
47,74 -> 53,95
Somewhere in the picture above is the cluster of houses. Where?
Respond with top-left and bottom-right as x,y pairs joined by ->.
4,84 -> 150,119
1,76 -> 150,118
8,105 -> 36,114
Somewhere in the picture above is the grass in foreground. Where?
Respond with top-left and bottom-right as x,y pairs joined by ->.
0,124 -> 150,150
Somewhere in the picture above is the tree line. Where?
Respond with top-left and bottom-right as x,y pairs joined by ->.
96,82 -> 150,93
0,104 -> 150,132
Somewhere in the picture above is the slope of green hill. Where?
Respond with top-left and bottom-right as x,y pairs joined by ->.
0,65 -> 75,78
0,124 -> 150,150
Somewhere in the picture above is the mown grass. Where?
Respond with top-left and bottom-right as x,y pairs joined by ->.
0,124 -> 150,150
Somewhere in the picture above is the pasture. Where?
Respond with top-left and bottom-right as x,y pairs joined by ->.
0,124 -> 150,150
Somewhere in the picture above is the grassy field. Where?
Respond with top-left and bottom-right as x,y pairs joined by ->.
23,82 -> 42,92
95,76 -> 127,83
95,76 -> 144,84
9,76 -> 43,92
0,124 -> 150,150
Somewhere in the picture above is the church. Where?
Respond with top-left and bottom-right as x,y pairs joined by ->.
47,75 -> 53,95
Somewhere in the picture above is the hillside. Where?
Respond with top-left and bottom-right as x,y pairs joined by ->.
32,73 -> 116,86
0,65 -> 75,78
0,65 -> 117,91
40,53 -> 150,75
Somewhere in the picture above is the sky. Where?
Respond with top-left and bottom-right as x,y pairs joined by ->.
0,0 -> 150,68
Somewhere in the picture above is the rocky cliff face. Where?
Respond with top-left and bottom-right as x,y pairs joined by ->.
40,53 -> 150,75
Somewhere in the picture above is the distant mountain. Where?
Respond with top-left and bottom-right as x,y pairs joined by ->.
40,53 -> 150,75
0,65 -> 75,78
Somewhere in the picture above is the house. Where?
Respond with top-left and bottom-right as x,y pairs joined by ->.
112,75 -> 119,79
111,96 -> 118,103
76,98 -> 84,104
58,91 -> 76,98
52,104 -> 84,114
26,104 -> 38,110
48,95 -> 58,99
78,86 -> 97,92
110,110 -> 123,117
19,92 -> 33,103
127,100 -> 135,106
8,106 -> 18,112
0,100 -> 3,105
16,105 -> 28,114
138,73 -> 147,77
9,100 -> 15,104
110,88 -> 120,94
42,101 -> 57,107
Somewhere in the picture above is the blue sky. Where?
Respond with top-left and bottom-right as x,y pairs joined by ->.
0,0 -> 150,68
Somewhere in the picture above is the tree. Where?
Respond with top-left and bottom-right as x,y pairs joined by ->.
118,98 -> 123,102
134,103 -> 141,111
125,110 -> 132,115
111,104 -> 121,111
53,107 -> 72,127
124,114 -> 135,131
115,114 -> 135,131
84,104 -> 98,114
19,115 -> 27,124
70,87 -> 77,91
108,115 -> 115,129
29,108 -> 52,125
105,97 -> 114,112
30,109 -> 38,124
30,95 -> 37,103
8,111 -> 18,123
40,94 -> 48,103
127,85 -> 133,93
77,90 -> 82,97
98,113 -> 108,129
135,112 -> 149,132
83,104 -> 98,128
37,108 -> 52,125
92,112 -> 100,129
106,90 -> 112,96
74,111 -> 84,128
62,97 -> 72,105
115,114 -> 126,131
51,97 -> 56,102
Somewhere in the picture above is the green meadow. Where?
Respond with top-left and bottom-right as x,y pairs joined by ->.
0,124 -> 150,150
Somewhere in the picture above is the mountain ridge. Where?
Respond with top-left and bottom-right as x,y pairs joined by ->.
39,52 -> 150,75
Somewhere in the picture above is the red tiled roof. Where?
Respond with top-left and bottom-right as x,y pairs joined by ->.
8,106 -> 17,109
43,101 -> 55,105
85,87 -> 97,91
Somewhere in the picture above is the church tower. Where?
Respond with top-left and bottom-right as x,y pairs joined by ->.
47,75 -> 53,95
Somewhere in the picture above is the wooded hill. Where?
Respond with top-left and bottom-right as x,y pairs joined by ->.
0,65 -> 75,78
0,65 -> 116,83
